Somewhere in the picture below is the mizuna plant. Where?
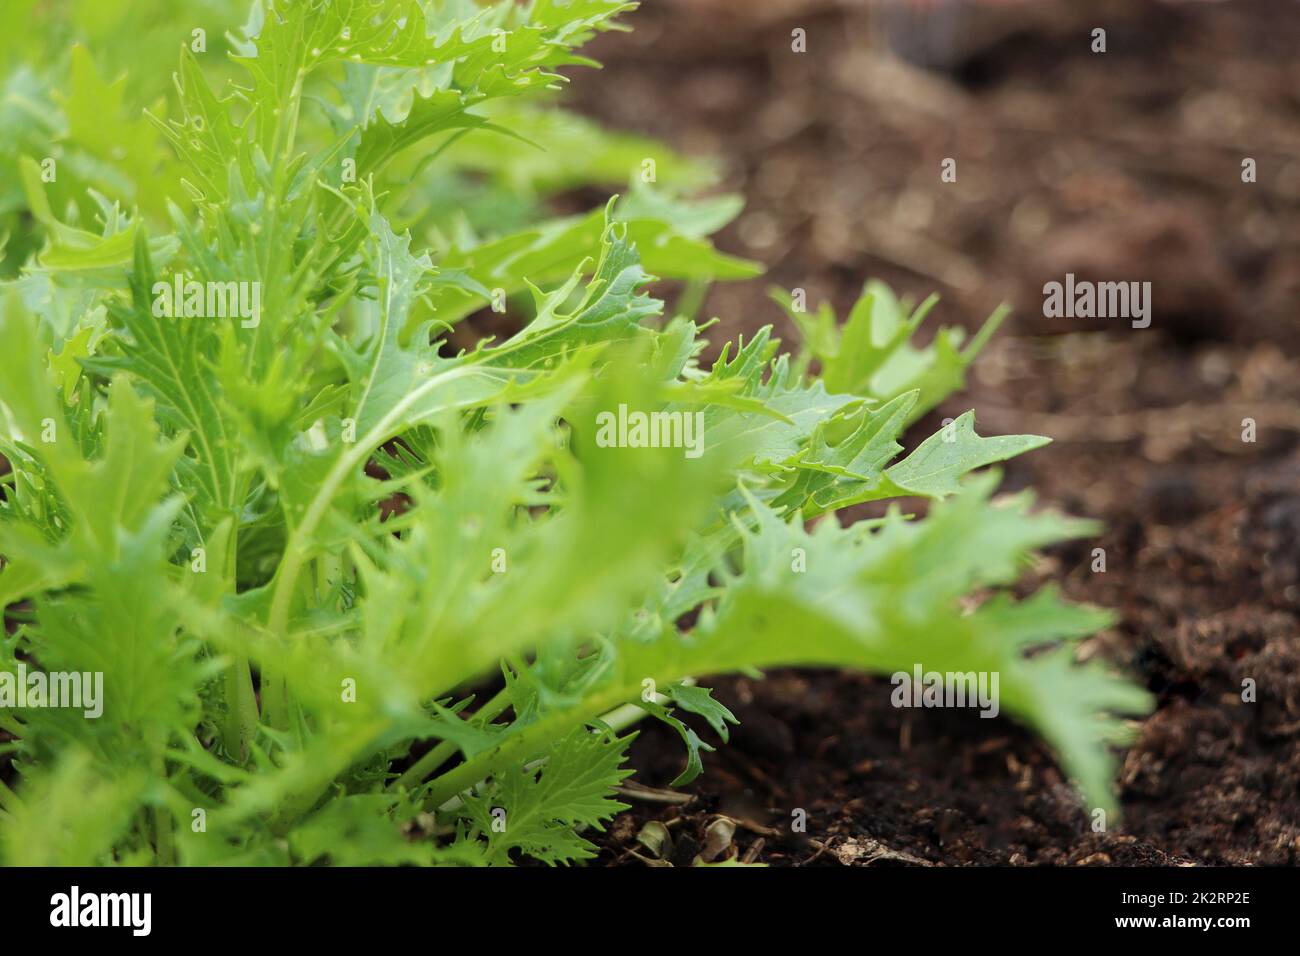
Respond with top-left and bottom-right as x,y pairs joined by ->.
0,0 -> 1149,866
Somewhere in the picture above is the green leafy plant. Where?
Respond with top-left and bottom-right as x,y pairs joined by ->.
0,0 -> 1149,866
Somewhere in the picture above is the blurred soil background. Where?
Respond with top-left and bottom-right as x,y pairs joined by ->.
566,0 -> 1300,865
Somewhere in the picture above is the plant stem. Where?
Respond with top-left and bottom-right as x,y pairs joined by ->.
265,720 -> 388,833
421,695 -> 618,811
153,805 -> 174,866
219,516 -> 257,761
221,654 -> 258,762
419,677 -> 697,811
261,669 -> 290,732
266,364 -> 494,637
389,687 -> 512,793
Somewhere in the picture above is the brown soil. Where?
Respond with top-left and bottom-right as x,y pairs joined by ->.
568,0 -> 1300,866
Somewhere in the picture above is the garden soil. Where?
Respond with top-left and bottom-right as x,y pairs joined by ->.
565,0 -> 1300,866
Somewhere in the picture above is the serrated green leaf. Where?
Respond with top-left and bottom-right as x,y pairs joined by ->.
881,411 -> 1050,498
460,727 -> 633,865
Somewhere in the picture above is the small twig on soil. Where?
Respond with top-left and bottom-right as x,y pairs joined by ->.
801,839 -> 833,866
614,781 -> 695,805
735,818 -> 783,839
